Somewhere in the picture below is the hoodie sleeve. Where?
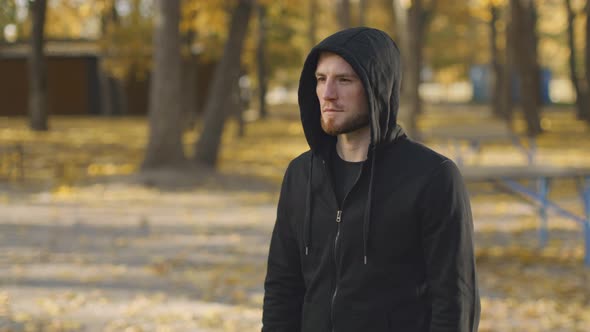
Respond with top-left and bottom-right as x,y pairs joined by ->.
262,163 -> 305,332
418,160 -> 481,332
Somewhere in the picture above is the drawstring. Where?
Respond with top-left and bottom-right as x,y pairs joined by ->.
363,147 -> 377,265
303,148 -> 377,264
304,153 -> 314,256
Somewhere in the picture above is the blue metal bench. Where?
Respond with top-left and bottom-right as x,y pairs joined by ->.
421,124 -> 536,165
461,165 -> 590,266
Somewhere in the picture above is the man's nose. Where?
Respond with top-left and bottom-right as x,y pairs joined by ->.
322,80 -> 337,100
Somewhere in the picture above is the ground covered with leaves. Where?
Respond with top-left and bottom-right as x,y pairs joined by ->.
1,105 -> 590,331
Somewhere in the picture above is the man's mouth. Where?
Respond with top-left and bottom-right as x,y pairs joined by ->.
323,108 -> 342,113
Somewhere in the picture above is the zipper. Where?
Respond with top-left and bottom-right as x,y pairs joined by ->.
323,156 -> 365,332
331,209 -> 342,332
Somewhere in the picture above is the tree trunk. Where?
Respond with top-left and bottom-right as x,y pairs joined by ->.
141,0 -> 186,169
234,72 -> 246,137
181,26 -> 198,129
337,0 -> 351,29
359,0 -> 367,26
391,0 -> 431,138
193,0 -> 253,167
182,57 -> 198,127
392,0 -> 408,92
501,15 -> 515,124
565,0 -> 590,120
510,0 -> 542,136
257,4 -> 268,119
113,79 -> 127,115
28,0 -> 48,131
99,1 -> 125,116
407,0 -> 425,137
309,0 -> 317,47
99,74 -> 126,115
585,0 -> 590,122
490,4 -> 505,120
529,2 -> 543,106
98,69 -> 113,115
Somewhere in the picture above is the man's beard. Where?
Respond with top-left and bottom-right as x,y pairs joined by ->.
320,111 -> 370,136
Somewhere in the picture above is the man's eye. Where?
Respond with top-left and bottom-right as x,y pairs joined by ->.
316,77 -> 326,82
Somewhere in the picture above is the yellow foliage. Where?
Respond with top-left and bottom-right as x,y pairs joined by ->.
44,0 -> 103,39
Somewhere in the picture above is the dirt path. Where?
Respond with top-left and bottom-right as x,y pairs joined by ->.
2,109 -> 590,331
1,181 -> 277,331
2,181 -> 590,331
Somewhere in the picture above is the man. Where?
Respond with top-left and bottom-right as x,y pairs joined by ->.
262,27 -> 480,332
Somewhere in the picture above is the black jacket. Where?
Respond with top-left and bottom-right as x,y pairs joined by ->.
262,27 -> 480,332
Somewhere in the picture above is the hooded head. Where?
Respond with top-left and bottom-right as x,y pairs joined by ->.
298,27 -> 404,156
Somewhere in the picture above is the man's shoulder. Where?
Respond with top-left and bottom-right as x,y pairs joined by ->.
377,137 -> 459,183
287,150 -> 313,170
385,137 -> 450,166
278,150 -> 313,189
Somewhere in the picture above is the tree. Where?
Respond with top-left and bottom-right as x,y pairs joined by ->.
181,4 -> 198,128
482,1 -> 512,123
337,0 -> 351,29
585,0 -> 590,122
257,3 -> 268,119
99,2 -> 116,116
142,0 -> 186,169
392,0 -> 436,138
359,0 -> 368,26
232,70 -> 246,137
28,0 -> 48,131
501,9 -> 515,124
309,0 -> 317,47
194,0 -> 254,167
509,0 -> 542,136
99,1 -> 127,116
528,1 -> 542,106
489,3 -> 505,120
565,0 -> 590,121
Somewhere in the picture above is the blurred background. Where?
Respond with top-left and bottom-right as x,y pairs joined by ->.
1,0 -> 590,331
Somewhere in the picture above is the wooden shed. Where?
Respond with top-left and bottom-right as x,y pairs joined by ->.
0,40 -> 101,116
0,40 -> 214,117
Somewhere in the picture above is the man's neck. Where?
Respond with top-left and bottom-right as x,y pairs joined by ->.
336,126 -> 370,162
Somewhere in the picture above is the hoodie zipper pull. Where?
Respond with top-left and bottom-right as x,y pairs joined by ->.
336,210 -> 342,223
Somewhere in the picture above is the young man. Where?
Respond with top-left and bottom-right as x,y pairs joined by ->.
262,27 -> 480,332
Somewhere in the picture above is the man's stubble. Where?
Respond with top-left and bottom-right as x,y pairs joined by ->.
320,110 -> 370,136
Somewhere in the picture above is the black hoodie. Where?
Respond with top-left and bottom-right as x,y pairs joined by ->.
262,27 -> 480,332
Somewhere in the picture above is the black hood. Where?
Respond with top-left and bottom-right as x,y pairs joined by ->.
298,27 -> 405,155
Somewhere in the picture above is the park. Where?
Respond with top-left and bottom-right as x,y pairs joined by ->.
2,0 -> 590,331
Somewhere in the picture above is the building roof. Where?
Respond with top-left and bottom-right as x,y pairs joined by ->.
0,39 -> 101,58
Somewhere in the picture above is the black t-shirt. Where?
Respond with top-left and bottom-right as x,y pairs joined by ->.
330,150 -> 364,207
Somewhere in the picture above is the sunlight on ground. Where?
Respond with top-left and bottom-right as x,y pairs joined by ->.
1,104 -> 590,331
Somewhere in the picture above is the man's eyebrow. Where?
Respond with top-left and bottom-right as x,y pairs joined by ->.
333,73 -> 356,78
314,72 -> 357,78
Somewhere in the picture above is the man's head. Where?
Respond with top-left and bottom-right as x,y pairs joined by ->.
298,27 -> 403,152
315,52 -> 369,136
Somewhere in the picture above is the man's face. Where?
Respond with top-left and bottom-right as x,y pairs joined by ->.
315,52 -> 369,136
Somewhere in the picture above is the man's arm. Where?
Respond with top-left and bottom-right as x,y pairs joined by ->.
418,160 -> 481,332
262,165 -> 305,332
